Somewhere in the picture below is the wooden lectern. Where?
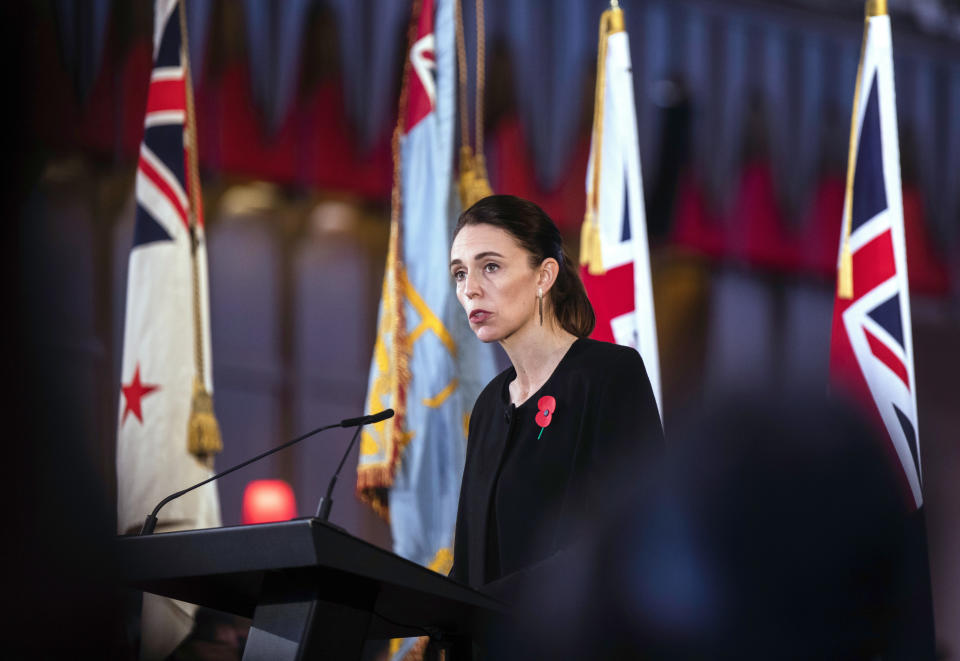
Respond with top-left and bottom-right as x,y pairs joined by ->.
117,518 -> 504,660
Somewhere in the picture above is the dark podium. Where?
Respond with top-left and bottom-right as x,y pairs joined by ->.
117,518 -> 504,659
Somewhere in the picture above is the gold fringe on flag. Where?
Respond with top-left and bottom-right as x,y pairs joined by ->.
180,0 -> 222,460
355,0 -> 420,519
455,0 -> 493,208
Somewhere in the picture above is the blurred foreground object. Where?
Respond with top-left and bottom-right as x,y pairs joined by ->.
489,391 -> 936,659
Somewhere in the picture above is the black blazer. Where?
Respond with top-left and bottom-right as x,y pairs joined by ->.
449,338 -> 664,592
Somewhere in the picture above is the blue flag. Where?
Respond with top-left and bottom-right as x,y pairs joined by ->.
357,0 -> 496,582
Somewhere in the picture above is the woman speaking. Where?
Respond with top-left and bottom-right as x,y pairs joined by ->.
447,194 -> 664,593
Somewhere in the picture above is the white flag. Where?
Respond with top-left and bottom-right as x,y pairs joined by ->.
116,1 -> 221,657
581,5 -> 662,416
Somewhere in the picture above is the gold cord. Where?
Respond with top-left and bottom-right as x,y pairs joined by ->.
455,0 -> 492,207
475,0 -> 486,157
179,0 -> 222,461
179,0 -> 203,386
455,0 -> 470,151
388,0 -> 418,425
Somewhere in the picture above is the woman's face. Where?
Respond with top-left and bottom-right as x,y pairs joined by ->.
450,223 -> 539,343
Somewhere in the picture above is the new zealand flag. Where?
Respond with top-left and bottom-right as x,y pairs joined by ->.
117,0 -> 219,535
116,3 -> 221,655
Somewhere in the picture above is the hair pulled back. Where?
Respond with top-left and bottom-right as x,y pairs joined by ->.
454,195 -> 595,338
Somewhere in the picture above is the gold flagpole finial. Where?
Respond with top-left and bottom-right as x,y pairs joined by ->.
866,0 -> 887,17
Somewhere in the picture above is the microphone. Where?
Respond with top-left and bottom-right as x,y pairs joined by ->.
138,409 -> 395,535
339,408 -> 395,428
316,409 -> 394,521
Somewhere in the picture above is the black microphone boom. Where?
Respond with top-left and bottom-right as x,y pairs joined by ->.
340,408 -> 394,428
139,409 -> 395,535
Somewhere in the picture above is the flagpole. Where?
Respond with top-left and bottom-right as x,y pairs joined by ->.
838,0 -> 887,299
178,0 -> 222,461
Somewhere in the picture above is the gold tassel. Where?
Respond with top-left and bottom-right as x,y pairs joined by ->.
458,145 -> 493,208
579,211 -> 605,275
838,240 -> 854,299
579,214 -> 593,267
179,5 -> 223,464
187,377 -> 223,459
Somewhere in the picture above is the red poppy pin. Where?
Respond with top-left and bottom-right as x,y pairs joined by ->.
535,395 -> 556,439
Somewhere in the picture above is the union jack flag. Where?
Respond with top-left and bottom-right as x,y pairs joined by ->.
580,4 -> 662,417
136,0 -> 197,243
830,8 -> 921,511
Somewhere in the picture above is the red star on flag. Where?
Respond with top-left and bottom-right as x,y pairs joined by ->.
121,363 -> 160,424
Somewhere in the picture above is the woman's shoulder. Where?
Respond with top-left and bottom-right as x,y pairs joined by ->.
562,338 -> 652,390
570,337 -> 644,369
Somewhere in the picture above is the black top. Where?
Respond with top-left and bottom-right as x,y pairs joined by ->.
449,338 -> 664,591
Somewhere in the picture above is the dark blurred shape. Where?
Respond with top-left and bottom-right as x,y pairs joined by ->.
646,75 -> 692,241
167,608 -> 249,661
488,389 -> 936,660
7,277 -> 129,657
51,0 -> 111,104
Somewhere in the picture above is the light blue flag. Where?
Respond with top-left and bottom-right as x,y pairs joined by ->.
358,0 -> 496,611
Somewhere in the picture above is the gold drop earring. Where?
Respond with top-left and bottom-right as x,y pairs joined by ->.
538,287 -> 543,326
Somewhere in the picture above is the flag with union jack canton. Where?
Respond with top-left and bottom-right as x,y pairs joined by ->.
830,8 -> 937,655
117,0 -> 220,537
117,3 -> 221,655
579,4 -> 662,417
829,4 -> 922,511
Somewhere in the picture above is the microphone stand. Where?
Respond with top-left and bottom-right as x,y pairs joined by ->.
140,422 -> 340,535
315,425 -> 364,521
139,409 -> 393,536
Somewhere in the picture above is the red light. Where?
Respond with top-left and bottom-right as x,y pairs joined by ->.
242,479 -> 297,524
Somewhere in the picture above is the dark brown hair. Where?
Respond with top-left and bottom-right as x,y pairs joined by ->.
454,195 -> 595,338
